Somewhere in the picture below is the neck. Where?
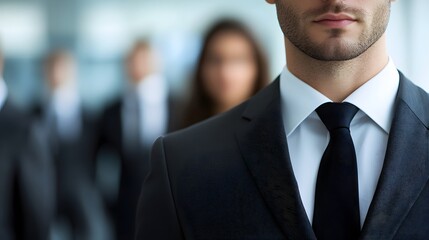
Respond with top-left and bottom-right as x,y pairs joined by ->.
286,35 -> 389,102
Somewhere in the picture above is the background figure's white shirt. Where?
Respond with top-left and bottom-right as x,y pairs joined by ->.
280,59 -> 400,227
0,78 -> 8,111
50,84 -> 82,141
123,73 -> 168,148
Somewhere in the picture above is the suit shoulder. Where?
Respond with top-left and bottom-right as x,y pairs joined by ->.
397,72 -> 429,127
161,79 -> 279,149
104,99 -> 121,112
1,101 -> 30,127
163,100 -> 247,146
99,99 -> 122,121
0,101 -> 32,140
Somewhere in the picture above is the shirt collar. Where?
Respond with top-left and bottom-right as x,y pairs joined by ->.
343,59 -> 399,133
129,73 -> 168,105
280,67 -> 331,136
280,58 -> 399,136
50,85 -> 81,117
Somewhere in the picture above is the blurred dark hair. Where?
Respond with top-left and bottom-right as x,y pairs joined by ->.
181,19 -> 270,128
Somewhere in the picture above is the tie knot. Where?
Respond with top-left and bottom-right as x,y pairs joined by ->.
316,102 -> 359,132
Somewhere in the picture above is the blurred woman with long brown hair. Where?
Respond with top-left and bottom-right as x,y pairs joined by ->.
181,19 -> 270,128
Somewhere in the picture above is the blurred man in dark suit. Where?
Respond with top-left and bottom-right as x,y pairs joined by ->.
0,49 -> 55,240
96,40 -> 181,240
34,50 -> 110,240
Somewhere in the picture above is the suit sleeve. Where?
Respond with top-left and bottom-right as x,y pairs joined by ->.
135,137 -> 184,240
17,122 -> 55,240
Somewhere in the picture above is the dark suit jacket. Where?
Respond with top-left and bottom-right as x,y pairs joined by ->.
32,103 -> 107,239
97,96 -> 181,240
136,72 -> 429,240
0,100 -> 54,240
98,96 -> 181,175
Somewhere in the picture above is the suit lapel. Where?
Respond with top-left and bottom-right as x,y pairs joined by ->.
236,79 -> 316,240
361,73 -> 429,239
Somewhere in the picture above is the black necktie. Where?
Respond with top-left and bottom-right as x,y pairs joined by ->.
312,102 -> 360,240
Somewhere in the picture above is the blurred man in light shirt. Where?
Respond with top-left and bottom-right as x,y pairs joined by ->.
35,50 -> 110,240
96,40 -> 181,240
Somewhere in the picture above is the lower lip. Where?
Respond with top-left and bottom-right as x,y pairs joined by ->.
315,19 -> 356,28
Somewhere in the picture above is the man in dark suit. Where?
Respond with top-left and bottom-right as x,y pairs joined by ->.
0,51 -> 55,240
35,50 -> 110,240
136,0 -> 429,239
97,40 -> 181,240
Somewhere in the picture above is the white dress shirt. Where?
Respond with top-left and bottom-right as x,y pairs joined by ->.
123,73 -> 168,148
50,85 -> 82,141
0,78 -> 8,111
280,59 -> 400,226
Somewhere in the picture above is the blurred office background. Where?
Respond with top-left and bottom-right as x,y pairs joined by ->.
0,0 -> 284,113
0,0 -> 428,240
0,0 -> 428,111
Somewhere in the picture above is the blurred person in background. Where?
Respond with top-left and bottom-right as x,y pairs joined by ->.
33,50 -> 110,240
181,19 -> 270,128
96,40 -> 181,240
0,48 -> 55,240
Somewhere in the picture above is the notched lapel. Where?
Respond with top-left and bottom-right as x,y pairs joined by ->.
361,75 -> 429,239
235,80 -> 316,240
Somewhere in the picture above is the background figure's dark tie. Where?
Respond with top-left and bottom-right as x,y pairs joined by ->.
312,102 -> 360,240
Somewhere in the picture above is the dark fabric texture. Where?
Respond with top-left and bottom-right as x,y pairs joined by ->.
32,103 -> 108,240
97,96 -> 181,240
0,100 -> 55,240
136,72 -> 429,240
